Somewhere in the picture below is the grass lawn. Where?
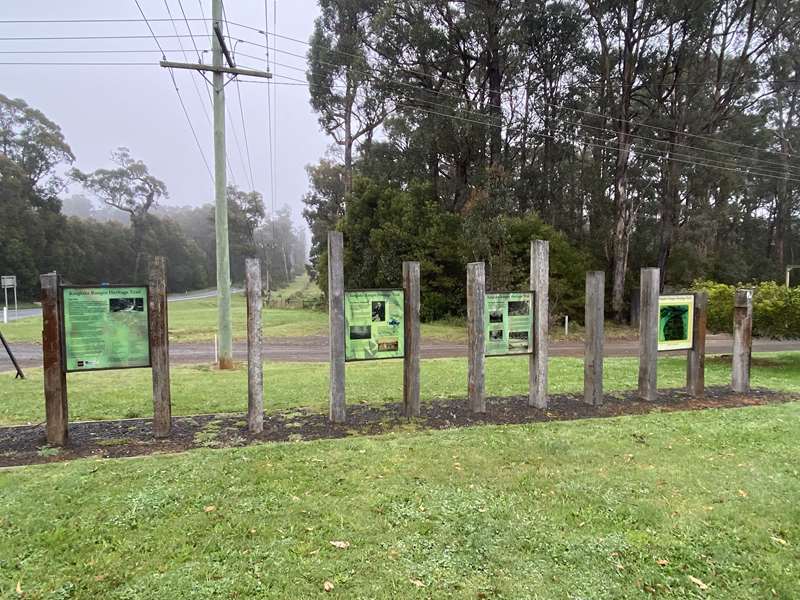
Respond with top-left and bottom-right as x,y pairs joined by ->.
0,274 -> 644,346
1,353 -> 797,426
1,402 -> 798,598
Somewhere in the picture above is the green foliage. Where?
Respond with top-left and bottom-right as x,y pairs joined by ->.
692,280 -> 800,338
319,176 -> 592,321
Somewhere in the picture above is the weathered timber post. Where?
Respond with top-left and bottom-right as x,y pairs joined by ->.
246,258 -> 264,433
328,231 -> 346,423
686,291 -> 708,397
584,271 -> 604,406
41,272 -> 68,445
149,256 -> 171,438
403,261 -> 421,418
466,262 -> 486,413
638,268 -> 660,402
529,240 -> 549,408
732,288 -> 753,393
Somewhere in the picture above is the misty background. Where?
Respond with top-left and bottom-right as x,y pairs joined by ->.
1,0 -> 328,228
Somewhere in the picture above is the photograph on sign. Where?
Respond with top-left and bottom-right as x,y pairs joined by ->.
62,286 -> 151,372
485,291 -> 535,356
657,294 -> 695,352
344,289 -> 404,361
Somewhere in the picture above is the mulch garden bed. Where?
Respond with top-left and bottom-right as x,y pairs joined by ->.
0,386 -> 795,468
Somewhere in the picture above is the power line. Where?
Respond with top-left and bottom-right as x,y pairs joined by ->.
5,18 -> 796,180
232,45 -> 800,177
134,0 -> 213,183
235,77 -> 257,191
225,20 -> 799,163
264,67 -> 800,184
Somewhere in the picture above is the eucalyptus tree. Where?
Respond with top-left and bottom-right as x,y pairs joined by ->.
307,0 -> 388,197
71,148 -> 168,280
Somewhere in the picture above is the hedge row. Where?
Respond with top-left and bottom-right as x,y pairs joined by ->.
690,280 -> 800,339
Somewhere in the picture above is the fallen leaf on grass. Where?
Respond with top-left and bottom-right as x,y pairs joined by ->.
688,575 -> 709,590
16,581 -> 22,595
410,578 -> 425,588
770,536 -> 788,546
330,540 -> 350,549
323,581 -> 334,592
203,505 -> 216,513
656,559 -> 669,566
738,489 -> 748,498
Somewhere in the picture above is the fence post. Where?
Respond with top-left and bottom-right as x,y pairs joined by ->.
403,261 -> 421,418
246,258 -> 264,433
686,291 -> 707,397
467,262 -> 486,413
732,288 -> 753,393
328,231 -> 346,423
149,256 -> 171,438
584,271 -> 604,406
638,268 -> 660,401
40,272 -> 68,446
529,240 -> 549,408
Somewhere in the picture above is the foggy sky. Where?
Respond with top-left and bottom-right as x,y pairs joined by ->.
1,0 -> 330,228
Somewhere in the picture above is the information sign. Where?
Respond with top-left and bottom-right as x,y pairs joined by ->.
344,290 -> 404,361
485,291 -> 535,356
658,294 -> 694,351
62,286 -> 151,372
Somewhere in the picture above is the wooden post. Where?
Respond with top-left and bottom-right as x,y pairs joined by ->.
40,272 -> 68,446
584,271 -> 604,406
732,288 -> 753,393
686,291 -> 707,397
466,262 -> 486,413
246,258 -> 264,433
638,268 -> 659,402
529,240 -> 549,408
403,261 -> 421,418
149,256 -> 171,438
328,231 -> 346,423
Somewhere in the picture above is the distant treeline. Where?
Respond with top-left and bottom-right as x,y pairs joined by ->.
0,94 -> 305,299
303,0 -> 800,322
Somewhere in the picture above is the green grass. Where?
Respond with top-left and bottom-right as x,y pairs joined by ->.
1,353 -> 798,426
0,279 -> 467,344
0,292 -> 331,344
269,272 -> 322,302
1,402 -> 799,598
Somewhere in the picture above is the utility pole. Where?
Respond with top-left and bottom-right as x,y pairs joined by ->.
159,1 -> 271,369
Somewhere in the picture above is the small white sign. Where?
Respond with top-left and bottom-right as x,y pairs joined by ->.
1,275 -> 16,289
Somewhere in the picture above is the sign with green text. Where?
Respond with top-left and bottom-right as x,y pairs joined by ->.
344,290 -> 404,361
658,294 -> 694,352
485,291 -> 535,356
62,286 -> 151,372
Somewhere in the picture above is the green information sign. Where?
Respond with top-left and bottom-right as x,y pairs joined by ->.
344,290 -> 404,361
62,286 -> 151,372
485,291 -> 535,356
658,294 -> 694,352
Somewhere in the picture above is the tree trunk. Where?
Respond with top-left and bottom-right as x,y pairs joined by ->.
611,134 -> 633,322
656,140 -> 682,290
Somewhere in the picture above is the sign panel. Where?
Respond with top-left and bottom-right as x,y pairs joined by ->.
1,275 -> 16,289
485,291 -> 535,356
658,294 -> 694,352
344,290 -> 404,361
62,286 -> 151,372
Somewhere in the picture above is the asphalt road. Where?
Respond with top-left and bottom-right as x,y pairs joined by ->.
2,288 -> 240,323
2,334 -> 798,373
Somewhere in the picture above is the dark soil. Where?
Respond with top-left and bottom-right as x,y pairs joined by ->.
0,387 -> 795,468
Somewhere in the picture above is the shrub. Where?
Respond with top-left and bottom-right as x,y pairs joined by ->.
691,279 -> 800,339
